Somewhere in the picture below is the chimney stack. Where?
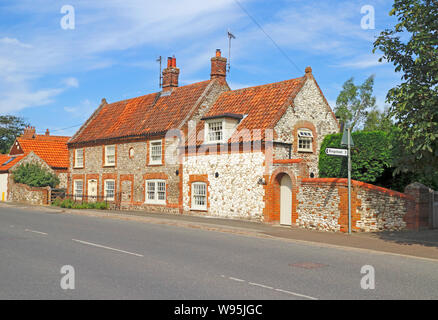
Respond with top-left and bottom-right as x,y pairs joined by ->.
162,56 -> 180,91
22,126 -> 36,139
210,49 -> 227,83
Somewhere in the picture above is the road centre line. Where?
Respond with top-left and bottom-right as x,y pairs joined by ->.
71,239 -> 144,257
223,275 -> 318,300
25,229 -> 48,235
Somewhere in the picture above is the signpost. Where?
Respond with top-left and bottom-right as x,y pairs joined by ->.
325,128 -> 354,234
325,148 -> 347,157
341,127 -> 354,234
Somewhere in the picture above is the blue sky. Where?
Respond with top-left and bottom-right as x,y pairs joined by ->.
0,0 -> 400,136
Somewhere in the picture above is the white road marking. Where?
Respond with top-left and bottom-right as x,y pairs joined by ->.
72,239 -> 144,257
274,288 -> 318,300
25,229 -> 48,235
228,277 -> 245,282
222,275 -> 318,300
248,282 -> 274,290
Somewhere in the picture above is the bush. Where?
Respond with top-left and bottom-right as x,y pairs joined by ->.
53,198 -> 109,210
13,163 -> 59,188
319,131 -> 392,183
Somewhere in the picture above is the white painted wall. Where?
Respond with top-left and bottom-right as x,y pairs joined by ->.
0,173 -> 9,201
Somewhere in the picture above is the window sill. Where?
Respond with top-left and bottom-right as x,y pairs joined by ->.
144,202 -> 166,206
190,208 -> 208,212
148,163 -> 163,166
297,150 -> 313,153
73,166 -> 84,169
103,164 -> 116,167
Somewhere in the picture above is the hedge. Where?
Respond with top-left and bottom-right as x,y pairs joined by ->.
318,131 -> 392,184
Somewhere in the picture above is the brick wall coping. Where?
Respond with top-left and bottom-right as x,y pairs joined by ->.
273,159 -> 303,164
300,178 -> 414,200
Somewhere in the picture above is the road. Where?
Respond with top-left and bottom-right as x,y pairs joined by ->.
1,205 -> 438,300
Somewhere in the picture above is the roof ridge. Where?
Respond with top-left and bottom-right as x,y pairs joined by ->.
105,79 -> 212,107
226,76 -> 305,94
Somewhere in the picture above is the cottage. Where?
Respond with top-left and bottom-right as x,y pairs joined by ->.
0,127 -> 70,202
67,51 -> 229,211
182,66 -> 339,222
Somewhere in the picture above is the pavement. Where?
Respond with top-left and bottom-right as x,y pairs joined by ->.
2,201 -> 438,261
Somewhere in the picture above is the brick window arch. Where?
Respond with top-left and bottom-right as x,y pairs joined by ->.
292,121 -> 317,154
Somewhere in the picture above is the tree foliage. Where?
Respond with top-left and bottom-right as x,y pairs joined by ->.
363,106 -> 394,132
334,75 -> 377,131
12,163 -> 59,188
0,115 -> 29,154
373,0 -> 438,176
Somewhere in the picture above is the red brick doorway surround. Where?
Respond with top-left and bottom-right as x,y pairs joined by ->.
264,167 -> 298,224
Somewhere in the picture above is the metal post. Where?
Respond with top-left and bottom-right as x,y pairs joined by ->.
347,126 -> 352,234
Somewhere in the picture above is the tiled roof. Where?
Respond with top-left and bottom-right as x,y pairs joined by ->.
0,153 -> 26,172
69,80 -> 214,145
191,77 -> 306,145
16,136 -> 70,168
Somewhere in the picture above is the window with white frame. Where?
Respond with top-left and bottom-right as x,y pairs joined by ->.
145,180 -> 166,204
105,145 -> 116,166
297,129 -> 314,152
74,149 -> 84,168
208,121 -> 223,142
104,179 -> 115,201
149,140 -> 162,165
191,182 -> 207,210
74,180 -> 83,200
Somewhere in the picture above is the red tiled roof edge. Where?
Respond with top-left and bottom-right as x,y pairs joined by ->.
68,98 -> 108,146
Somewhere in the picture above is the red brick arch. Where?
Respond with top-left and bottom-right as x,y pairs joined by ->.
263,167 -> 298,224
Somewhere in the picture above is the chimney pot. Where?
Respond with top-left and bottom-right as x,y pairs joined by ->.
45,129 -> 50,136
216,49 -> 221,57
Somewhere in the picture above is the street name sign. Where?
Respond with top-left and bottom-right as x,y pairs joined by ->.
325,148 -> 348,157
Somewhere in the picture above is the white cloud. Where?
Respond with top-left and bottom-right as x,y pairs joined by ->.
63,77 -> 79,88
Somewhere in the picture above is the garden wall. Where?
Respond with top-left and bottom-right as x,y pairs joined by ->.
296,178 -> 426,232
8,176 -> 50,205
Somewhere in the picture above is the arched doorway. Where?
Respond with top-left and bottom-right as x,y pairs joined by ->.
280,174 -> 292,226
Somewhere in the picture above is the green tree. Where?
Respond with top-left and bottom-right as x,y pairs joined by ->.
0,115 -> 29,154
373,0 -> 438,178
334,75 -> 377,131
12,163 -> 59,188
363,106 -> 394,132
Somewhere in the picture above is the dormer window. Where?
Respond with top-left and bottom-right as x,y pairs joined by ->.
208,121 -> 223,142
297,129 -> 313,152
202,113 -> 244,144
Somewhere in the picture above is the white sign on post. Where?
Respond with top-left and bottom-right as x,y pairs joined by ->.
325,148 -> 348,157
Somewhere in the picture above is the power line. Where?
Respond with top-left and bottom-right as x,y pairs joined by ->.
233,0 -> 302,74
36,123 -> 83,134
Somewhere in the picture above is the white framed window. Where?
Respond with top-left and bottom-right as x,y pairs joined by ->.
73,180 -> 83,200
104,179 -> 115,201
191,182 -> 207,211
145,180 -> 166,204
74,149 -> 84,168
105,145 -> 116,166
207,121 -> 223,142
297,129 -> 313,152
149,140 -> 162,165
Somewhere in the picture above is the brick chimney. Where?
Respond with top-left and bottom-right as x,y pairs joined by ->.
22,126 -> 36,139
210,49 -> 227,82
162,56 -> 180,91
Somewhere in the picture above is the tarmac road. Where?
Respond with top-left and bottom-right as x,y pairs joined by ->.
1,205 -> 438,300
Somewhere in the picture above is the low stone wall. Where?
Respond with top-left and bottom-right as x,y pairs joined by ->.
8,178 -> 50,205
296,178 -> 416,232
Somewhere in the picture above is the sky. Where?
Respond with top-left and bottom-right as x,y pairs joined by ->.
0,0 -> 401,136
